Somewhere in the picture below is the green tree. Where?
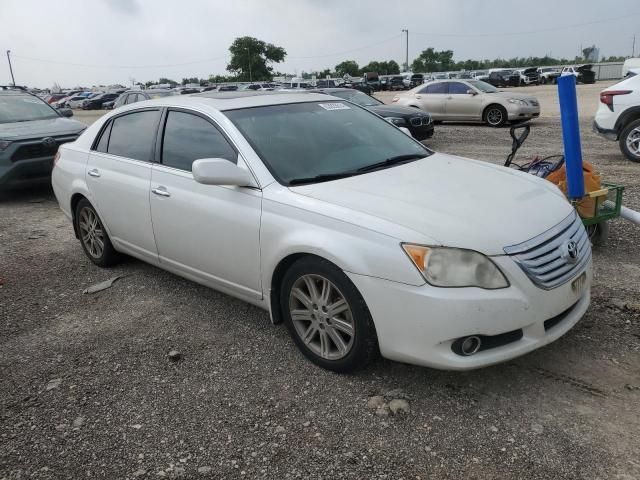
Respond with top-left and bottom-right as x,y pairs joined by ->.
158,77 -> 178,87
335,60 -> 360,77
181,77 -> 200,85
411,48 -> 454,72
226,36 -> 286,82
359,60 -> 400,75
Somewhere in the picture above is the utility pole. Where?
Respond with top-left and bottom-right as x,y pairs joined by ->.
6,50 -> 15,85
401,29 -> 409,72
245,46 -> 252,82
633,34 -> 636,58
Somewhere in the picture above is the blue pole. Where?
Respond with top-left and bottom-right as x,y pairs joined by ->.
557,75 -> 585,200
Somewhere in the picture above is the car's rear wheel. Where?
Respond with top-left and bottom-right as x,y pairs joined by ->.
619,119 -> 640,163
484,105 -> 507,127
280,256 -> 378,372
75,199 -> 120,267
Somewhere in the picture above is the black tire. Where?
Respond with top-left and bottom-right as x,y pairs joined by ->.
484,104 -> 507,127
540,77 -> 547,85
280,256 -> 378,373
586,221 -> 609,248
619,118 -> 640,163
74,198 -> 120,267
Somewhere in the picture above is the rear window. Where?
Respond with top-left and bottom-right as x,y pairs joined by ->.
105,110 -> 160,161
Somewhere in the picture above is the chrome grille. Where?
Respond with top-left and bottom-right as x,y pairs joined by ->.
503,212 -> 591,289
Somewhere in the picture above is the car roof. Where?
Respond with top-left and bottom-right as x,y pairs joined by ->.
308,88 -> 353,93
189,91 -> 331,110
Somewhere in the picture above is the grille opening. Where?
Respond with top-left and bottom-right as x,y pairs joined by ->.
544,302 -> 578,331
10,138 -> 75,162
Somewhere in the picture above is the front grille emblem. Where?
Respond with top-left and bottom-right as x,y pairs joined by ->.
562,240 -> 579,264
42,137 -> 57,149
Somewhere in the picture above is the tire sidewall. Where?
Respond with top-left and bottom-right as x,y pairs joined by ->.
485,105 -> 507,127
74,199 -> 118,267
279,257 -> 377,372
619,119 -> 640,163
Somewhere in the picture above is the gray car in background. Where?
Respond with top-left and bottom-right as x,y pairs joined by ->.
392,79 -> 540,127
0,86 -> 86,190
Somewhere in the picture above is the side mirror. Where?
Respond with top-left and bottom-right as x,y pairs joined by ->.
466,89 -> 477,96
192,158 -> 256,187
59,108 -> 74,117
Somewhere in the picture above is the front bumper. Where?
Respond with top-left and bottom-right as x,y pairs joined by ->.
506,103 -> 540,121
0,156 -> 54,189
409,123 -> 434,140
347,255 -> 592,370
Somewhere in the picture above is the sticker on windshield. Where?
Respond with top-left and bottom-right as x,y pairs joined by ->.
22,98 -> 42,104
318,102 -> 350,111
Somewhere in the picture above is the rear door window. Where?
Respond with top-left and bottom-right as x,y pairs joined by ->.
161,110 -> 237,171
448,82 -> 470,94
106,110 -> 160,161
421,83 -> 447,94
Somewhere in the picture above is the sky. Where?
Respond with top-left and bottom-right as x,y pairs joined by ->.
0,0 -> 639,88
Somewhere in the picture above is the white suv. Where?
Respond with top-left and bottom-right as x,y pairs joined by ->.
593,74 -> 640,162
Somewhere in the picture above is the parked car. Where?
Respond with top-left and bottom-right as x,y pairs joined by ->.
316,79 -> 338,88
217,85 -> 238,92
0,86 -> 85,190
52,92 -> 591,372
486,70 -> 519,88
472,71 -> 489,81
386,76 -> 406,91
561,65 -> 596,84
403,73 -> 425,89
82,93 -> 120,110
537,67 -> 561,84
111,89 -> 178,109
392,79 -> 540,127
45,93 -> 67,105
311,88 -> 433,140
239,83 -> 275,91
593,73 -> 640,162
622,58 -> 640,77
515,67 -> 540,85
362,72 -> 380,91
67,95 -> 90,109
341,81 -> 374,95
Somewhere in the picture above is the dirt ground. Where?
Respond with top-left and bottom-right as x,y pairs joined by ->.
1,83 -> 639,480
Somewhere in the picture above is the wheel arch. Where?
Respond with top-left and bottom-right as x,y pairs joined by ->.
70,192 -> 89,239
615,106 -> 640,136
483,103 -> 507,124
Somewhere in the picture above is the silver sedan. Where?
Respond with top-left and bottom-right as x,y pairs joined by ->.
392,79 -> 540,127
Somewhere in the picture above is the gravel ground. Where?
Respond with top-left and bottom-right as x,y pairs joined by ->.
1,84 -> 639,480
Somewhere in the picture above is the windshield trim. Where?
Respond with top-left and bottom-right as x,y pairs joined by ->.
223,100 -> 433,186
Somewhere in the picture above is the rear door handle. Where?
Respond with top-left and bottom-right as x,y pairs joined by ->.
152,187 -> 171,197
87,169 -> 100,178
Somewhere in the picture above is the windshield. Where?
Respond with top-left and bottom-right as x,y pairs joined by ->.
328,89 -> 382,107
225,101 -> 430,185
467,80 -> 498,93
0,94 -> 59,123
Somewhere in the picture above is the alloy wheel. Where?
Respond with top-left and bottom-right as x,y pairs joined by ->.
288,274 -> 355,360
78,207 -> 105,259
486,108 -> 503,126
626,126 -> 640,157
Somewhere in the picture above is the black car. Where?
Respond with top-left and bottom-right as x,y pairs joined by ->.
341,82 -> 374,95
386,76 -> 406,91
311,88 -> 434,140
218,85 -> 238,92
82,93 -> 120,110
486,70 -> 519,88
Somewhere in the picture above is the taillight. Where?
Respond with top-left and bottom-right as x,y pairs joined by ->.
600,90 -> 631,111
53,150 -> 61,167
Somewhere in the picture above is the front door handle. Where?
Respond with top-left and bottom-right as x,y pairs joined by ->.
87,169 -> 100,178
152,187 -> 171,197
415,95 -> 422,99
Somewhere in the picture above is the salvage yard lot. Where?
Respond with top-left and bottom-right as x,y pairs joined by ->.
1,83 -> 639,479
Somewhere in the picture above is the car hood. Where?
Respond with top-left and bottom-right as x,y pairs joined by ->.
368,104 -> 429,117
290,153 -> 572,255
0,117 -> 86,140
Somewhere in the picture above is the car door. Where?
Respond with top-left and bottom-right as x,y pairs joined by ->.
413,82 -> 447,118
85,108 -> 161,264
445,81 -> 483,120
149,108 -> 262,300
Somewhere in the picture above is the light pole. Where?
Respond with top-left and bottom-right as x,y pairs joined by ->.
245,47 -> 252,82
401,29 -> 408,72
6,50 -> 16,85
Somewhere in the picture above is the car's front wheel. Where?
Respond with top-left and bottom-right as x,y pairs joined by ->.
619,118 -> 640,163
75,198 -> 120,267
280,257 -> 378,372
484,105 -> 507,127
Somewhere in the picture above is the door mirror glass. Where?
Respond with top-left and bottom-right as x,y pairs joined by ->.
466,89 -> 477,95
192,158 -> 255,187
59,108 -> 74,117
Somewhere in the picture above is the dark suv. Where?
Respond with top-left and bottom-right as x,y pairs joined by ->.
0,86 -> 86,190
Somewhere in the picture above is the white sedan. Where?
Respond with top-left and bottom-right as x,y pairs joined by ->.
52,92 -> 592,372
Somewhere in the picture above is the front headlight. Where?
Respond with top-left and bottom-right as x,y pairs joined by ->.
508,98 -> 527,106
385,117 -> 407,126
402,244 -> 509,289
0,139 -> 12,151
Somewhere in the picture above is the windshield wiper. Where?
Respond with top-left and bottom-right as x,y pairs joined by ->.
288,171 -> 360,186
356,154 -> 425,173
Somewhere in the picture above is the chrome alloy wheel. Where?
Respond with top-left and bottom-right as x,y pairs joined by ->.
626,126 -> 640,157
288,274 -> 355,360
78,207 -> 105,259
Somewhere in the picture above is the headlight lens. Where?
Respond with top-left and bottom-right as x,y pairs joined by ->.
508,98 -> 527,106
0,139 -> 12,151
385,117 -> 406,126
402,244 -> 509,289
